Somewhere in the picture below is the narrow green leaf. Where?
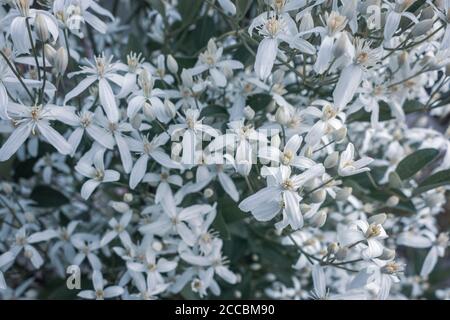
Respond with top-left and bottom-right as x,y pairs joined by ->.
413,169 -> 450,195
30,186 -> 70,207
396,148 -> 439,180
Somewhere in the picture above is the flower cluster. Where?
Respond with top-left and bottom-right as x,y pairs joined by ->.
0,0 -> 449,300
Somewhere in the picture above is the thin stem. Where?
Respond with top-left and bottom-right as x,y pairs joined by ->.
25,17 -> 41,81
0,50 -> 34,101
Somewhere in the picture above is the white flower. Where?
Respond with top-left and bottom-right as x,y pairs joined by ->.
190,39 -> 243,87
78,270 -> 124,300
75,149 -> 120,200
338,143 -> 373,176
0,103 -> 73,161
239,164 -> 324,229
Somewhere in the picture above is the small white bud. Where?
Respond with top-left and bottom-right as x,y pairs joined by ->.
35,14 -> 49,42
311,189 -> 326,203
130,114 -> 142,130
327,242 -> 340,255
309,209 -> 327,228
123,193 -> 133,203
324,151 -> 339,168
368,213 -> 387,225
271,134 -> 281,149
336,247 -> 348,261
143,102 -> 156,121
181,69 -> 193,87
386,195 -> 399,207
410,19 -> 434,38
203,188 -> 214,198
111,201 -> 130,213
167,54 -> 178,74
185,170 -> 194,180
333,127 -> 347,142
335,187 -> 352,201
164,98 -> 176,119
243,105 -> 255,120
152,240 -> 163,252
275,105 -> 290,125
379,248 -> 396,260
44,44 -> 56,63
54,47 -> 68,75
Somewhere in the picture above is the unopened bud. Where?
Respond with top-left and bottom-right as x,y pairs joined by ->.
335,187 -> 352,201
379,248 -> 396,260
54,47 -> 68,75
167,54 -> 178,74
275,105 -> 290,125
204,188 -> 214,198
181,69 -> 193,87
35,14 -> 49,42
123,193 -> 133,203
111,201 -> 130,213
386,195 -> 399,207
327,242 -> 340,255
368,213 -> 387,225
336,246 -> 348,261
333,127 -> 347,142
304,146 -> 313,158
44,44 -> 56,63
152,240 -> 163,252
324,151 -> 339,168
130,114 -> 142,130
410,19 -> 434,38
271,134 -> 281,149
421,7 -> 435,20
333,32 -> 352,58
309,209 -> 327,228
243,105 -> 255,120
143,102 -> 156,121
311,189 -> 326,203
164,99 -> 176,119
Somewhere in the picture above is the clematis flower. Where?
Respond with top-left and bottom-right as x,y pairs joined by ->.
338,143 -> 373,176
78,270 -> 124,300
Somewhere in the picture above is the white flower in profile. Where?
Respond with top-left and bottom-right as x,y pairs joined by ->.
169,109 -> 218,166
304,100 -> 345,146
75,149 -> 120,200
128,132 -> 181,189
313,11 -> 348,74
239,164 -> 324,229
78,270 -> 124,300
250,12 -> 315,80
0,103 -> 73,161
338,143 -> 373,176
190,39 -> 243,87
126,69 -> 168,122
1,0 -> 59,54
128,271 -> 169,300
64,54 -> 124,123
8,227 -> 58,269
338,214 -> 388,259
383,0 -> 419,43
1,59 -> 24,120
53,0 -> 115,35
127,248 -> 177,289
333,39 -> 382,111
259,134 -> 316,169
139,191 -> 213,246
116,51 -> 145,98
180,238 -> 237,285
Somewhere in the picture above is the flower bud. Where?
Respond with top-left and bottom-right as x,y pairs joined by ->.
164,98 -> 176,119
333,127 -> 347,142
35,14 -> 49,42
167,54 -> 178,74
204,188 -> 214,198
152,240 -> 163,252
379,248 -> 396,260
243,105 -> 255,120
327,242 -> 340,255
181,68 -> 193,87
308,209 -> 327,228
44,44 -> 56,63
54,47 -> 68,75
1,182 -> 13,194
335,246 -> 348,261
335,187 -> 352,201
324,151 -> 339,168
368,213 -> 387,225
304,146 -> 313,158
386,195 -> 399,207
123,193 -> 133,203
271,134 -> 281,149
185,170 -> 194,180
299,12 -> 314,39
110,201 -> 130,213
130,114 -> 142,130
311,189 -> 326,203
421,7 -> 435,20
275,105 -> 290,125
410,19 -> 434,38
333,32 -> 352,59
143,102 -> 156,121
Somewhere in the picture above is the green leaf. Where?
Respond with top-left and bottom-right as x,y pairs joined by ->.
236,0 -> 252,18
212,209 -> 231,240
200,105 -> 229,119
413,169 -> 450,195
246,93 -> 272,111
146,0 -> 165,15
177,0 -> 203,30
348,100 -> 425,123
30,185 -> 70,207
395,148 -> 439,180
